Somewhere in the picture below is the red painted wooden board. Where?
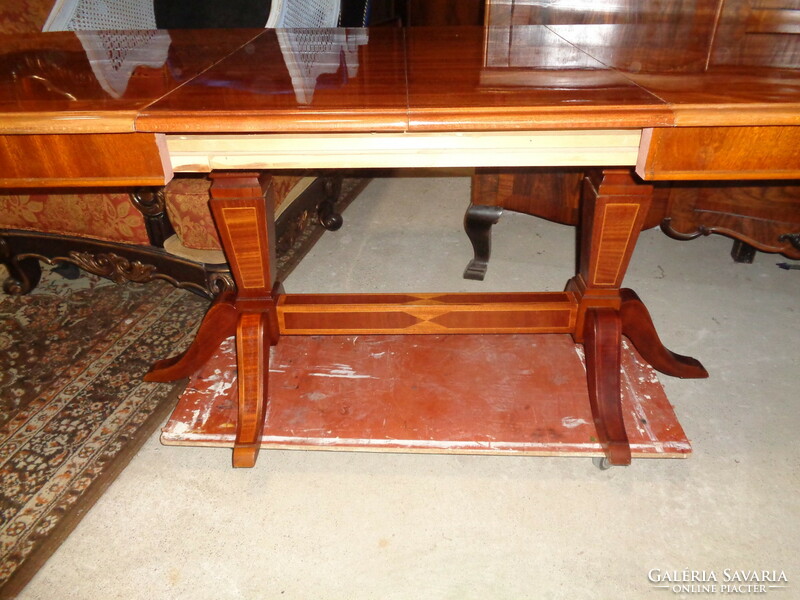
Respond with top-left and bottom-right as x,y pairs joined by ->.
161,334 -> 691,458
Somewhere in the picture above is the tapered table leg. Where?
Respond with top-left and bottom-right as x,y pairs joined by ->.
566,169 -> 707,465
565,170 -> 652,463
147,173 -> 281,467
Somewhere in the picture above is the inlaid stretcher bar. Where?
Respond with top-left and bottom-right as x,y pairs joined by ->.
276,292 -> 578,335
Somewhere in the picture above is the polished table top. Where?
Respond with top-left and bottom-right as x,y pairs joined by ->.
1,21 -> 798,136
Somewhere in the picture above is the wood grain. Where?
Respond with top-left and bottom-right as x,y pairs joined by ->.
568,169 -> 653,343
470,167 -> 669,228
205,171 -> 283,467
233,312 -> 269,468
0,133 -> 171,187
208,172 -> 277,299
404,0 -> 485,26
0,29 -> 260,134
545,3 -> 800,127
167,130 -> 642,171
637,126 -> 800,180
277,292 -> 577,335
583,308 -> 631,466
145,291 -> 239,382
138,28 -> 409,134
619,288 -> 708,379
578,170 -> 652,291
662,180 -> 800,257
405,26 -> 672,132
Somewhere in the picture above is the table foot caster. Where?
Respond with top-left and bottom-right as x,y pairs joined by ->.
593,456 -> 612,470
593,456 -> 631,470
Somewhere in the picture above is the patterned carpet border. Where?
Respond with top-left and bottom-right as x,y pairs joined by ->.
0,270 -> 209,599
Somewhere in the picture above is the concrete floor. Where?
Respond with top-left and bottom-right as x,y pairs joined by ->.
19,176 -> 800,599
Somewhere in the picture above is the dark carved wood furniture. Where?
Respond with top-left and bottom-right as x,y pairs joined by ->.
0,175 -> 344,298
1,18 -> 798,469
464,0 -> 800,279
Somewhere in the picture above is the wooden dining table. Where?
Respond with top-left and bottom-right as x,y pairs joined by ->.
1,17 -> 798,468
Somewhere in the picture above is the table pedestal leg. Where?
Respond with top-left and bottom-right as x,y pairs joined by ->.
150,168 -> 705,469
147,171 -> 280,467
209,172 -> 281,467
567,169 -> 706,465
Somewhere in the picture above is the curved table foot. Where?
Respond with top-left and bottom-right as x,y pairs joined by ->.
584,307 -> 631,467
145,291 -> 239,382
619,288 -> 708,380
232,312 -> 272,468
1,237 -> 42,295
463,204 -> 503,281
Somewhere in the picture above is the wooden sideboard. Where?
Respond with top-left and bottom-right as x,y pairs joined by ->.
0,20 -> 798,467
463,0 -> 800,279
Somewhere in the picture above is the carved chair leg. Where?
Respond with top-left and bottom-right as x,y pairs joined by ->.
130,187 -> 174,247
145,291 -> 239,382
463,204 -> 503,281
0,237 -> 42,295
619,288 -> 708,379
318,176 -> 344,231
584,307 -> 631,466
730,239 -> 757,264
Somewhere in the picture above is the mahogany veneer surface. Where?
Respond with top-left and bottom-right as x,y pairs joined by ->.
0,132 -> 171,187
137,28 -> 409,133
404,26 -> 671,131
488,0 -> 722,28
1,23 -> 798,136
550,21 -> 800,126
0,29 -> 260,134
639,126 -> 800,180
161,334 -> 691,458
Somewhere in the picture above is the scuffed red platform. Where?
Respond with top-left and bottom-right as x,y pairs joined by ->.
161,334 -> 691,458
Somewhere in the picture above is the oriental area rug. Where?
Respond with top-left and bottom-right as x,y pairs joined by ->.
0,176 -> 367,597
0,267 -> 209,599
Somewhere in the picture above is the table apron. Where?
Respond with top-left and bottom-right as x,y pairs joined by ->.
167,130 -> 642,171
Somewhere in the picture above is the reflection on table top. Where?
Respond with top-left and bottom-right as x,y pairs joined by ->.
0,17 -> 798,134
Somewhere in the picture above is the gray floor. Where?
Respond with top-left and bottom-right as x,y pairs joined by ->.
19,176 -> 800,599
